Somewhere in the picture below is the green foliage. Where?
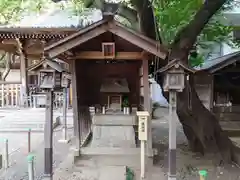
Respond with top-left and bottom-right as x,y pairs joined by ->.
0,0 -> 55,24
122,97 -> 129,107
153,0 -> 236,66
0,0 -> 86,24
126,167 -> 134,180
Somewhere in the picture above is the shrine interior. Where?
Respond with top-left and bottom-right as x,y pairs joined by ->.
75,60 -> 141,110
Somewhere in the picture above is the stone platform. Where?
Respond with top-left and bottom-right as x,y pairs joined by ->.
91,114 -> 137,148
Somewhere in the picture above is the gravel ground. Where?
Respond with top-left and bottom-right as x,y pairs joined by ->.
50,107 -> 240,180
0,127 -> 74,180
153,107 -> 240,180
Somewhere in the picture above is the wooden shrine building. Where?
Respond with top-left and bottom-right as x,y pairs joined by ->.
43,14 -> 167,154
195,51 -> 240,122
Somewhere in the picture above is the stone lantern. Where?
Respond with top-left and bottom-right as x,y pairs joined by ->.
158,59 -> 195,92
157,59 -> 195,180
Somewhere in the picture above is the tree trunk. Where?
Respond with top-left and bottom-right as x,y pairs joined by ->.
175,73 -> 240,165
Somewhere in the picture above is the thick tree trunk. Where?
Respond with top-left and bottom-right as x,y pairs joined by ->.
175,74 -> 240,165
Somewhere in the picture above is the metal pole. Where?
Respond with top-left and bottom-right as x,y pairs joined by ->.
28,129 -> 31,153
59,88 -> 69,143
43,90 -> 53,180
140,140 -> 145,179
4,139 -> 9,169
27,154 -> 34,180
168,91 -> 177,180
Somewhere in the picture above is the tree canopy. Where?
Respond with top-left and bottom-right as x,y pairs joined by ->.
154,0 -> 236,66
0,0 -> 236,67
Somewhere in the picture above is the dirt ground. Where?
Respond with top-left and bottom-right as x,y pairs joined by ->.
152,107 -> 240,180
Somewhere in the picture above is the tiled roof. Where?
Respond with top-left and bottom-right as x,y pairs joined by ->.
1,8 -> 102,29
196,51 -> 240,72
0,9 -> 102,39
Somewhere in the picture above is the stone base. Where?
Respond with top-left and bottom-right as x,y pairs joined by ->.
80,147 -> 154,157
58,139 -> 70,144
70,148 -> 80,157
92,114 -> 137,126
91,125 -> 136,148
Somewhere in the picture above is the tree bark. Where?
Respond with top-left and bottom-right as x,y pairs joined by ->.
133,0 -> 240,164
165,0 -> 240,165
176,76 -> 240,164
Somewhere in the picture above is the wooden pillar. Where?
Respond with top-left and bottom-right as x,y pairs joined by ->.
20,50 -> 28,107
142,59 -> 153,157
44,90 -> 53,180
71,60 -> 80,155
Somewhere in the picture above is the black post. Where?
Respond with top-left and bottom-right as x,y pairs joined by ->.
44,90 -> 53,180
28,128 -> 31,153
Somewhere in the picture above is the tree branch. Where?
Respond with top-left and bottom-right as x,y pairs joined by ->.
172,0 -> 227,56
117,4 -> 138,26
83,0 -> 139,29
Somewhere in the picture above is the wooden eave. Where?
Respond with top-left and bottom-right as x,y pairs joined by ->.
157,59 -> 196,73
198,52 -> 240,74
28,59 -> 64,72
27,60 -> 45,71
44,18 -> 168,59
0,27 -> 80,39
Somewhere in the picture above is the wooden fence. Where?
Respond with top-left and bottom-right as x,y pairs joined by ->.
0,82 -> 21,108
0,82 -> 70,109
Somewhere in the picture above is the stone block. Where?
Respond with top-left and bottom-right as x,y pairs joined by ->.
92,114 -> 137,126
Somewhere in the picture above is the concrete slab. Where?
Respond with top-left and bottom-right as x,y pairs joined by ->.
91,125 -> 136,148
92,114 -> 137,126
0,108 -> 60,132
80,147 -> 141,155
99,166 -> 126,180
75,154 -> 153,169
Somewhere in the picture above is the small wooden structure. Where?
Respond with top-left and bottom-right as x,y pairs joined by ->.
43,14 -> 167,151
196,51 -> 240,121
100,77 -> 130,110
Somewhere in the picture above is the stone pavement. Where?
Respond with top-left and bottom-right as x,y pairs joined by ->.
0,108 -> 72,132
0,128 -> 74,180
0,108 -> 74,180
53,153 -> 166,180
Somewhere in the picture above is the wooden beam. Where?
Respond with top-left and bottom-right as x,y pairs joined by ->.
45,25 -> 107,58
16,39 -> 28,107
0,43 -> 17,52
68,51 -> 146,60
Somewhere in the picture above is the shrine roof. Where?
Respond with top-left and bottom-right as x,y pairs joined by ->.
0,9 -> 102,39
44,16 -> 167,59
196,51 -> 240,73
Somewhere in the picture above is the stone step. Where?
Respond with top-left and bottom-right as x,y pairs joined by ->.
92,114 -> 137,126
80,147 -> 141,155
75,154 -> 153,169
91,125 -> 136,148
